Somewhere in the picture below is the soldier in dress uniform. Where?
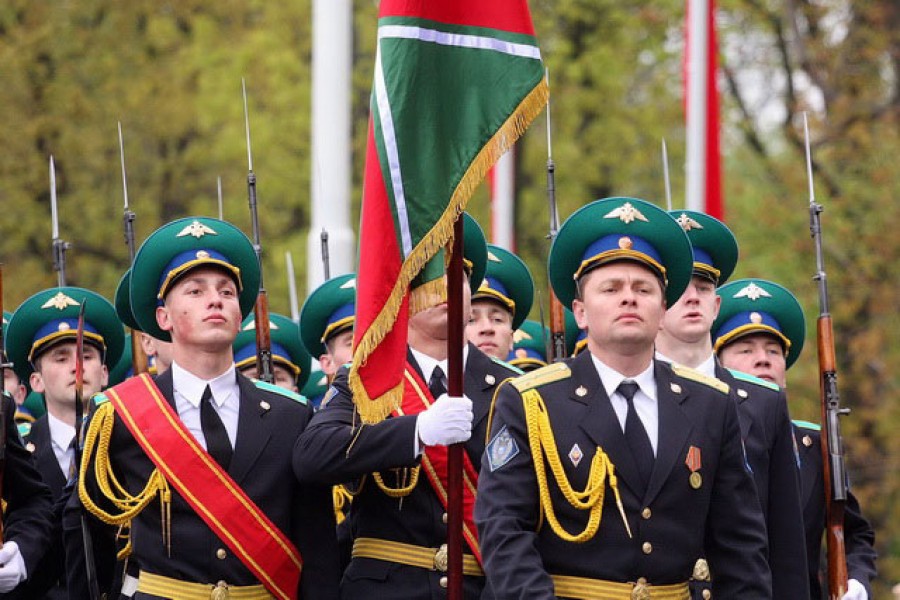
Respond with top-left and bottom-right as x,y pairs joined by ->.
71,217 -> 340,600
475,197 -> 771,599
654,211 -> 808,599
299,273 -> 357,384
294,214 -> 521,599
466,245 -> 533,361
713,279 -> 876,600
5,286 -> 124,600
233,313 -> 312,394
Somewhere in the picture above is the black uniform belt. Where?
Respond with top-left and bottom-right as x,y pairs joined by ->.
136,570 -> 273,599
351,537 -> 484,576
551,574 -> 690,600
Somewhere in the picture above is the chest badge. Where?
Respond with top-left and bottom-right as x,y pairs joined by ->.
568,443 -> 584,468
685,445 -> 702,489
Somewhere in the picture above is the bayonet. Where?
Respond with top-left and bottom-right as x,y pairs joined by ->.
286,251 -> 299,323
662,139 -> 673,212
217,176 -> 224,220
50,156 -> 69,287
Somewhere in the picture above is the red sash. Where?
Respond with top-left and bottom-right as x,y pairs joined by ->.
105,374 -> 302,600
396,366 -> 482,565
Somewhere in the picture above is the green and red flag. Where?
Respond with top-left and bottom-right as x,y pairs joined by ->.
350,0 -> 548,423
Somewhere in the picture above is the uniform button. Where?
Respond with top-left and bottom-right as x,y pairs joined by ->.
216,548 -> 227,560
439,576 -> 448,588
442,512 -> 448,524
702,590 -> 712,599
642,542 -> 652,554
641,507 -> 651,520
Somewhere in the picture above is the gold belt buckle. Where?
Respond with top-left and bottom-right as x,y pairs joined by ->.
210,580 -> 230,600
631,577 -> 651,600
434,544 -> 448,572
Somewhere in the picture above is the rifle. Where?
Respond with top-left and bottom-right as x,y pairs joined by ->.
242,79 -> 274,384
320,228 -> 331,281
544,70 -> 567,361
118,122 -> 149,375
74,301 -> 101,600
50,156 -> 69,287
804,112 -> 849,599
0,266 -> 7,543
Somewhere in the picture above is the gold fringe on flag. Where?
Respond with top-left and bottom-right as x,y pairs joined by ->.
349,78 -> 549,424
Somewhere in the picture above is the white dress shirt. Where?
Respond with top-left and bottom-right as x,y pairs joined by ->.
171,361 -> 240,449
655,350 -> 717,379
590,355 -> 659,455
47,412 -> 76,476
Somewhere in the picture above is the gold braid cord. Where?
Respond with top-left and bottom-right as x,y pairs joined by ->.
78,402 -> 173,554
372,467 -> 420,497
521,389 -> 630,543
333,485 -> 353,524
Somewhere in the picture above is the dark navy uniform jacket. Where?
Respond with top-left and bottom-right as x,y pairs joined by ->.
14,416 -> 68,600
294,344 -> 520,600
68,369 -> 340,600
793,422 -> 876,599
717,366 -> 809,599
475,354 -> 772,599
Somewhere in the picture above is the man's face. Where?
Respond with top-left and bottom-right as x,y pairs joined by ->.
239,364 -> 298,393
572,262 -> 666,355
156,267 -> 242,352
660,275 -> 721,343
466,301 -> 514,360
320,329 -> 354,377
30,342 -> 108,408
408,277 -> 472,343
718,333 -> 787,387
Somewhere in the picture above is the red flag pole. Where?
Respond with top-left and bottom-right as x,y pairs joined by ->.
446,216 -> 465,599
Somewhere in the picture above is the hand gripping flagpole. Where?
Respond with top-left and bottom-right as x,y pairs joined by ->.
446,216 -> 465,600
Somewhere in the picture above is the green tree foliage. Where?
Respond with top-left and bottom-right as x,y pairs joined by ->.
0,0 -> 897,591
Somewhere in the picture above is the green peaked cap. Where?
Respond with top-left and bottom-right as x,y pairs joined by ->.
300,273 -> 357,358
669,210 -> 738,285
509,319 -> 550,371
549,197 -> 693,308
130,217 -> 260,341
474,245 -> 534,330
233,313 -> 312,389
713,278 -> 806,369
6,287 -> 125,384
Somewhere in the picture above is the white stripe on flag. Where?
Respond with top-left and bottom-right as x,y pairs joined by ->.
379,25 -> 542,61
373,44 -> 414,257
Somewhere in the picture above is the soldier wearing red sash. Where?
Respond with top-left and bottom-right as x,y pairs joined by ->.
294,214 -> 520,599
72,217 -> 339,600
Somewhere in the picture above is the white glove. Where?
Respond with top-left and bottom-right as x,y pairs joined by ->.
417,394 -> 473,447
841,579 -> 867,600
0,541 -> 27,592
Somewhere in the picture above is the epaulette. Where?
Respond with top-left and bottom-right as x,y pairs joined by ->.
93,393 -> 110,406
792,419 -> 821,432
727,368 -> 780,391
17,422 -> 32,438
490,355 -> 523,375
672,364 -> 729,394
510,362 -> 570,393
252,379 -> 308,405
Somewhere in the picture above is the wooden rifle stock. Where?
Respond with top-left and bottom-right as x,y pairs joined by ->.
818,315 -> 848,598
548,289 -> 567,362
254,290 -> 273,383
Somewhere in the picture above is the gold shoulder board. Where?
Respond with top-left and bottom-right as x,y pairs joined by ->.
511,362 -> 571,393
672,364 -> 730,394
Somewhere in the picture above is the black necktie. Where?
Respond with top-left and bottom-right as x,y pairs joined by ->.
428,366 -> 447,400
200,385 -> 233,470
618,381 -> 654,491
